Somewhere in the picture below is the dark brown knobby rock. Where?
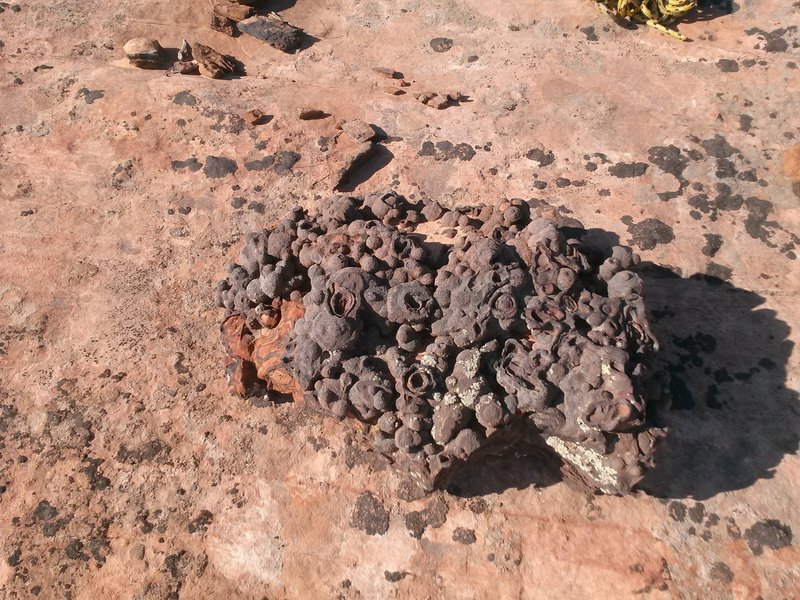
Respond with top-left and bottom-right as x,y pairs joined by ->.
215,192 -> 668,496
237,13 -> 304,53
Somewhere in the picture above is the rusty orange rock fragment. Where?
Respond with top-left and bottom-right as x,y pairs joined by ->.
252,301 -> 305,396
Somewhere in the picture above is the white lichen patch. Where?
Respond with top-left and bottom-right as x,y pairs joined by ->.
458,349 -> 482,378
458,380 -> 482,408
443,392 -> 460,406
544,435 -> 619,492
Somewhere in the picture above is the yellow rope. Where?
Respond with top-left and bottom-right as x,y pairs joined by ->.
593,0 -> 698,40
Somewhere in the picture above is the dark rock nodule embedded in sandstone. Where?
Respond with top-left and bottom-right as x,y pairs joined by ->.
216,192 -> 669,495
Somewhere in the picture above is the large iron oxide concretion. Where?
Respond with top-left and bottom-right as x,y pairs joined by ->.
215,192 -> 670,494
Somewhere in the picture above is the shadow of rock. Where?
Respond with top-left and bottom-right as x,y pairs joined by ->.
336,145 -> 394,192
637,265 -> 798,500
444,444 -> 563,498
685,0 -> 738,23
264,0 -> 297,11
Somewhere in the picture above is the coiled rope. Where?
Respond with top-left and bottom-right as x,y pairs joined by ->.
593,0 -> 698,40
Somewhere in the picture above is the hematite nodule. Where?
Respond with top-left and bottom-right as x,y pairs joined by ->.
215,192 -> 669,495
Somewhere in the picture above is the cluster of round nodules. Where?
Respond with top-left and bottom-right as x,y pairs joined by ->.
216,192 -> 666,492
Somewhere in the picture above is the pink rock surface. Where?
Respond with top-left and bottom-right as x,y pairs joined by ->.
0,0 -> 798,598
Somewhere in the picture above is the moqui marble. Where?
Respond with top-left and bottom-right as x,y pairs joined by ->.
215,192 -> 670,494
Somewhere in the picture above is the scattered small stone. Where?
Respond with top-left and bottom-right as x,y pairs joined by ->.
168,61 -> 200,76
238,13 -> 304,53
415,91 -> 437,104
341,119 -> 376,143
298,108 -> 328,120
430,37 -> 454,53
383,87 -> 405,96
193,43 -> 237,79
246,109 -> 272,126
372,67 -> 403,79
178,39 -> 192,62
211,1 -> 254,36
123,38 -> 164,69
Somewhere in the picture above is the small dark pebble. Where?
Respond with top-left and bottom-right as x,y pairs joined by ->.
430,37 -> 454,53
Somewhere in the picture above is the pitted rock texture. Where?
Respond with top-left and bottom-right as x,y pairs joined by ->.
216,193 -> 669,494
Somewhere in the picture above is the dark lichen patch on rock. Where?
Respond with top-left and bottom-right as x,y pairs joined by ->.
405,497 -> 448,539
608,162 -> 648,178
702,234 -> 723,257
203,156 -> 238,179
350,492 -> 389,536
246,152 -> 301,175
622,216 -> 675,251
709,561 -> 733,583
526,148 -> 555,167
273,151 -> 302,175
668,501 -> 687,522
700,135 -> 739,160
706,262 -> 732,281
687,503 -> 705,524
173,90 -> 198,106
580,26 -> 598,42
65,539 -> 89,561
648,145 -> 691,200
744,520 -> 792,555
739,114 -> 753,132
745,26 -> 797,53
452,527 -> 476,544
419,141 -> 476,161
245,156 -> 276,172
716,59 -> 739,73
171,157 -> 202,172
7,547 -> 21,567
715,159 -> 737,179
187,510 -> 213,534
76,88 -> 104,105
385,570 -> 407,582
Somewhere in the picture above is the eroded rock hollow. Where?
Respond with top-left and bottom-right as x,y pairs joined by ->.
215,193 -> 669,494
